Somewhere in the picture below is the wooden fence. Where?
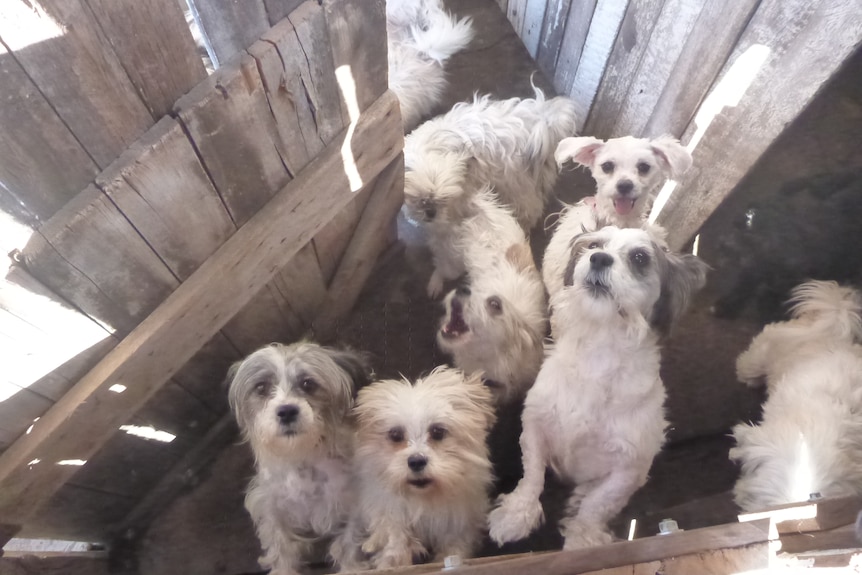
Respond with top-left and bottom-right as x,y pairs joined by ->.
0,0 -> 400,543
499,0 -> 862,249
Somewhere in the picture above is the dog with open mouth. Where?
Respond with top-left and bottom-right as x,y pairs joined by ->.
226,342 -> 373,575
543,135 -> 691,304
346,367 -> 496,569
437,241 -> 547,405
488,226 -> 707,550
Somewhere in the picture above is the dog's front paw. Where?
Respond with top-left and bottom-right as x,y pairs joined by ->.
561,520 -> 614,550
487,492 -> 544,545
373,546 -> 413,569
427,271 -> 445,299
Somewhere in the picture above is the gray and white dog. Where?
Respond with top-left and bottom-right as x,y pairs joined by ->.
227,341 -> 372,575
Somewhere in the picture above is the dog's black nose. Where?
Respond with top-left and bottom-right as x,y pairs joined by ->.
590,252 -> 614,269
407,454 -> 428,472
455,285 -> 471,296
616,179 -> 634,195
420,199 -> 436,220
276,404 -> 300,424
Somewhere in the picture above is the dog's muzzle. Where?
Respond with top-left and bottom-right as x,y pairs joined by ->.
420,198 -> 437,221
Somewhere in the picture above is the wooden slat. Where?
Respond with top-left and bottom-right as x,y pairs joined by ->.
313,154 -> 404,341
22,185 -> 179,335
739,496 -> 862,535
610,0 -> 706,138
0,90 -> 402,524
0,523 -> 19,553
263,0 -> 305,26
186,0 -> 269,67
641,0 -> 760,138
579,543 -> 769,575
22,483 -> 135,541
551,0 -> 598,99
0,554 -> 109,575
174,53 -> 291,227
269,242 -> 329,327
96,117 -> 235,282
0,0 -> 153,168
312,184 -> 373,284
507,0 -> 528,40
222,284 -> 303,354
322,0 -> 388,113
169,333 -> 240,413
658,0 -> 862,250
83,0 -> 207,119
582,0 -> 666,137
779,523 -> 859,554
520,0 -> 550,58
0,43 -> 98,224
535,0 -> 574,77
565,0 -> 630,122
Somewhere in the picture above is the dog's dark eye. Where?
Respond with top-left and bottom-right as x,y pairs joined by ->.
629,249 -> 650,267
486,296 -> 503,315
428,425 -> 447,441
600,161 -> 614,174
588,241 -> 600,249
388,427 -> 405,443
299,378 -> 318,394
253,380 -> 271,397
637,161 -> 651,175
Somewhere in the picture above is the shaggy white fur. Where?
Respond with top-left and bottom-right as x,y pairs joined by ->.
404,86 -> 577,231
488,227 -> 707,550
344,367 -> 496,569
227,342 -> 371,575
730,280 -> 862,512
544,135 -> 691,302
387,0 -> 473,131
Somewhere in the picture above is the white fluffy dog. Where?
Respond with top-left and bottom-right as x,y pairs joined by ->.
227,342 -> 372,575
488,226 -> 707,549
403,86 -> 577,231
437,239 -> 547,405
730,280 -> 862,512
387,0 -> 473,131
543,136 -> 691,301
347,367 -> 496,568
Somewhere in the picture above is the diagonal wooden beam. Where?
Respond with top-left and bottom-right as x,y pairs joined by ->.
0,90 -> 402,525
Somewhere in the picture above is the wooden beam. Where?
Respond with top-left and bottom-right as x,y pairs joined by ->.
0,523 -> 20,556
313,153 -> 404,341
739,495 -> 862,535
0,90 -> 402,525
0,553 -> 109,575
779,523 -> 859,555
657,0 -> 862,250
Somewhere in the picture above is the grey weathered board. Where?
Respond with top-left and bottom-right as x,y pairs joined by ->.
658,0 -> 862,250
0,0 -> 154,168
263,0 -> 306,26
312,184 -> 374,284
0,42 -> 99,224
551,0 -> 599,103
82,0 -> 206,119
0,90 -> 402,525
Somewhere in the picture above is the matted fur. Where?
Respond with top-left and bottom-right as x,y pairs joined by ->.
387,0 -> 473,131
227,342 -> 371,575
544,136 -> 691,301
345,367 -> 496,569
730,281 -> 862,511
403,86 -> 577,231
488,227 -> 706,550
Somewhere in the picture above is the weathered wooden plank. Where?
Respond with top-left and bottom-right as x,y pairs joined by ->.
535,0 -> 573,77
313,154 -> 404,341
739,495 -> 862,535
222,284 -> 303,354
507,0 -> 528,39
0,554 -> 109,575
322,0 -> 388,113
779,523 -> 858,554
658,0 -> 862,250
269,242 -> 329,327
169,333 -> 240,413
611,0 -> 706,137
186,0 -> 269,67
583,0 -> 665,137
641,0 -> 760,138
21,185 -> 179,335
552,0 -> 598,98
312,183 -> 373,284
174,53 -> 291,227
96,117 -> 235,281
0,0 -> 153,168
566,0 -> 630,122
22,483 -> 135,541
0,388 -> 52,452
0,523 -> 19,553
579,543 -> 769,575
263,0 -> 306,26
521,0 -> 549,58
0,90 -> 402,524
83,0 -> 206,119
0,43 -> 99,224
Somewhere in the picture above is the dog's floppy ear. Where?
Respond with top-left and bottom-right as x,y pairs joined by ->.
650,246 -> 709,338
328,348 -> 374,396
555,136 -> 604,168
650,135 -> 692,179
505,243 -> 537,273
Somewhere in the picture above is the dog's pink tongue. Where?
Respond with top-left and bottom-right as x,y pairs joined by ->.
614,199 -> 634,216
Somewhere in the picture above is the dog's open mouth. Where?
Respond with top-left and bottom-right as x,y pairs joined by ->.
585,276 -> 611,297
407,478 -> 433,488
440,299 -> 469,340
613,197 -> 637,216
